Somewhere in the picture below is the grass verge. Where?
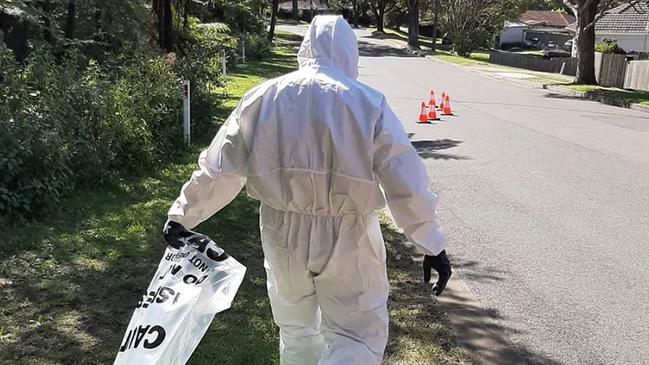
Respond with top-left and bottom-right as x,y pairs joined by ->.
372,28 -> 489,67
567,84 -> 649,106
373,28 -> 439,50
430,50 -> 490,67
0,31 -> 469,365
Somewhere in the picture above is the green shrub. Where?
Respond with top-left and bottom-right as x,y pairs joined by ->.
0,45 -> 184,217
219,0 -> 267,34
385,3 -> 409,30
243,33 -> 271,61
595,38 -> 626,54
0,47 -> 70,215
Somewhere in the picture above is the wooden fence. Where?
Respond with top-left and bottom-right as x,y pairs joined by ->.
624,60 -> 649,92
595,53 -> 627,88
488,50 -> 577,75
489,50 -> 649,92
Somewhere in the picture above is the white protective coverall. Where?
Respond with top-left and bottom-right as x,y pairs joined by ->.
167,15 -> 446,365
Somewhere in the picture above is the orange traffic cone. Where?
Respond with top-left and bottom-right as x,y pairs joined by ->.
428,90 -> 437,108
418,102 -> 428,123
427,101 -> 440,121
439,91 -> 446,110
442,95 -> 454,116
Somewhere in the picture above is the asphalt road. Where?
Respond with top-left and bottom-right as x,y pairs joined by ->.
352,37 -> 649,364
279,25 -> 649,365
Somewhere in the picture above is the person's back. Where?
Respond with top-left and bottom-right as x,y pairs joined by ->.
243,49 -> 386,215
165,16 -> 450,365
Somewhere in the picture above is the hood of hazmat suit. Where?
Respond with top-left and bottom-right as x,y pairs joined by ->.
168,15 -> 446,365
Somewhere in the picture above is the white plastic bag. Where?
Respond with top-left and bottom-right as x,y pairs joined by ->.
114,238 -> 246,365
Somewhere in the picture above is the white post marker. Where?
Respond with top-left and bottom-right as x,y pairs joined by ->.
181,80 -> 191,147
241,38 -> 246,63
221,50 -> 227,77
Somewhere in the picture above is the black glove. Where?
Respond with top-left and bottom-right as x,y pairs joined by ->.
163,221 -> 207,250
423,250 -> 452,296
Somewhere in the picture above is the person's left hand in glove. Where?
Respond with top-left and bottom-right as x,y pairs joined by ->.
423,250 -> 452,296
163,220 -> 208,249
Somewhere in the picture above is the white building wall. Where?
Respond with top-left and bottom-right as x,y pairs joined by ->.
595,33 -> 649,52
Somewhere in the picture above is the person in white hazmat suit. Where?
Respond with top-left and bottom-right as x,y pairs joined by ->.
163,15 -> 452,365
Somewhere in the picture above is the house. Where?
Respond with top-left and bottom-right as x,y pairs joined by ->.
594,3 -> 649,53
499,10 -> 575,48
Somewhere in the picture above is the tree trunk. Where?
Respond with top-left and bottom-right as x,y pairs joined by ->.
353,2 -> 360,28
292,0 -> 299,21
40,0 -> 53,44
407,0 -> 419,49
183,0 -> 190,30
575,1 -> 597,84
268,0 -> 279,42
94,4 -> 102,40
432,0 -> 439,51
64,0 -> 76,39
373,6 -> 385,33
163,0 -> 173,51
0,12 -> 29,61
415,1 -> 419,36
155,0 -> 164,50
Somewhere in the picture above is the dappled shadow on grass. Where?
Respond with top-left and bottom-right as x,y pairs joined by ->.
381,223 -> 470,364
231,32 -> 301,80
358,41 -> 419,58
363,29 -> 437,50
0,36 -> 305,365
0,156 -> 279,364
0,179 -> 467,365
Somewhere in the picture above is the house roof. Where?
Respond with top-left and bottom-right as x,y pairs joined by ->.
594,3 -> 649,33
518,10 -> 575,28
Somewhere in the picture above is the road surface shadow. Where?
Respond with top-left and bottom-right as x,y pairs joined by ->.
451,257 -> 508,283
411,139 -> 470,160
358,40 -> 418,58
543,92 -> 640,110
381,223 -> 563,365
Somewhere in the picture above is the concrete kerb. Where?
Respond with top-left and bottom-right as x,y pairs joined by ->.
542,84 -> 649,114
436,275 -> 528,365
397,244 -> 522,365
388,238 -> 522,363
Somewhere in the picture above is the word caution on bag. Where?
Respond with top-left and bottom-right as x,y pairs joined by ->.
113,236 -> 246,365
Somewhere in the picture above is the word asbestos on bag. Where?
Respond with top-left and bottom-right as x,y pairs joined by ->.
114,235 -> 246,365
